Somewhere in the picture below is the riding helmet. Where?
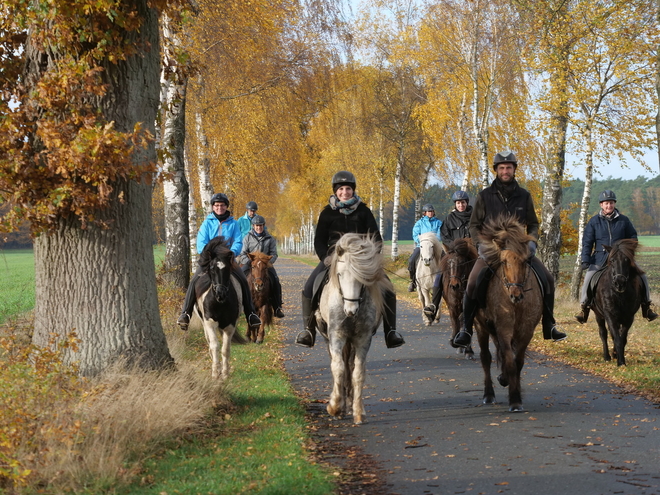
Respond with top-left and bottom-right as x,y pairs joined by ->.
422,203 -> 435,213
598,190 -> 617,203
332,170 -> 357,193
246,201 -> 258,211
492,151 -> 518,170
210,193 -> 229,206
451,190 -> 469,203
251,214 -> 266,225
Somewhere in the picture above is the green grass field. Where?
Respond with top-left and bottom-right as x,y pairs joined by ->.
0,249 -> 35,325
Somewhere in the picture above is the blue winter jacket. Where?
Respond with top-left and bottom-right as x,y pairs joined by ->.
581,209 -> 637,267
412,216 -> 443,246
197,213 -> 243,256
237,212 -> 253,238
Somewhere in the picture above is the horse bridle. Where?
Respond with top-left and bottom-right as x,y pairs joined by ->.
336,260 -> 365,310
420,238 -> 435,264
499,255 -> 532,293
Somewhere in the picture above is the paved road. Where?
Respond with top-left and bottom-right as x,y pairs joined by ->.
276,257 -> 660,495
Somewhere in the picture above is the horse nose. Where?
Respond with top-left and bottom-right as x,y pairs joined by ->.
613,275 -> 627,292
509,289 -> 524,303
343,301 -> 359,317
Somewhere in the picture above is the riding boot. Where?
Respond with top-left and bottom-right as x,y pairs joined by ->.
177,273 -> 200,330
541,292 -> 567,341
295,294 -> 316,347
575,304 -> 590,324
423,282 -> 443,319
270,273 -> 285,318
383,290 -> 404,348
453,293 -> 477,347
641,303 -> 658,322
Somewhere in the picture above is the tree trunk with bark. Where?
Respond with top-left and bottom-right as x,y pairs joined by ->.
390,150 -> 403,259
570,138 -> 594,300
30,2 -> 173,376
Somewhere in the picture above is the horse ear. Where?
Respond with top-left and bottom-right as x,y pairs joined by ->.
336,245 -> 344,257
604,245 -> 611,253
248,252 -> 256,261
441,243 -> 449,254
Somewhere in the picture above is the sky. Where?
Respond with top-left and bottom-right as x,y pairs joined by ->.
565,150 -> 660,181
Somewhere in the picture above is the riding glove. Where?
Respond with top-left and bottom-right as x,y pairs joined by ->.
527,241 -> 537,258
581,262 -> 590,271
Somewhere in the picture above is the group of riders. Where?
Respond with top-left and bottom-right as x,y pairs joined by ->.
177,151 -> 657,347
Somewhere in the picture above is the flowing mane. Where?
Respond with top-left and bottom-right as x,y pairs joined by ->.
478,216 -> 534,267
326,233 -> 390,314
418,232 -> 444,259
608,239 -> 644,275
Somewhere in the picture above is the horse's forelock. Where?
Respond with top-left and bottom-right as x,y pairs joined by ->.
478,216 -> 531,264
329,233 -> 384,286
419,232 -> 443,259
610,239 -> 644,275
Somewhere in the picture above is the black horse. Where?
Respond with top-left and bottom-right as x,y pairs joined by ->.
195,236 -> 248,379
592,239 -> 643,367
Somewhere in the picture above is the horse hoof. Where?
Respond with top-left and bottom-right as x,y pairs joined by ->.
465,352 -> 475,361
509,405 -> 524,413
497,374 -> 509,387
483,396 -> 496,405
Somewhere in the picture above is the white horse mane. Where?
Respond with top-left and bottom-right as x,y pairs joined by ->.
418,232 -> 443,259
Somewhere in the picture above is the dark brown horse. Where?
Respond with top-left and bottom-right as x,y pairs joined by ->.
474,216 -> 542,412
246,251 -> 274,344
592,239 -> 643,366
439,238 -> 477,359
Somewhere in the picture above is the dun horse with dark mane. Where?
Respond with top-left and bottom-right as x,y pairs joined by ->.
474,217 -> 543,412
592,239 -> 643,366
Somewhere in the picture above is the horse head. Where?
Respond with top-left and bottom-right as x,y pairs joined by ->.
500,248 -> 529,303
209,255 -> 233,303
248,252 -> 272,292
605,241 -> 637,294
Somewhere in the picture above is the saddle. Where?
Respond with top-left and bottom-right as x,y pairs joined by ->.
586,266 -> 607,302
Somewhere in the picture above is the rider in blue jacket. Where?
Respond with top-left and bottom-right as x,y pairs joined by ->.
407,204 -> 442,292
238,201 -> 258,238
575,190 -> 658,323
177,192 -> 261,331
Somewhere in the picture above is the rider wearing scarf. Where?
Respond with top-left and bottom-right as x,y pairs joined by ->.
576,190 -> 657,323
295,171 -> 405,349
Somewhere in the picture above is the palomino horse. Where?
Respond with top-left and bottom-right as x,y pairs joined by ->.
440,238 -> 477,359
592,239 -> 643,366
194,236 -> 247,379
474,216 -> 542,412
316,233 -> 390,424
416,232 -> 443,325
246,251 -> 274,344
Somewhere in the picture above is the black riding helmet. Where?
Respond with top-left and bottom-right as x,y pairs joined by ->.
422,204 -> 435,212
246,201 -> 258,211
599,190 -> 617,203
451,191 -> 469,202
251,214 -> 265,225
332,171 -> 357,193
210,193 -> 229,206
492,151 -> 518,170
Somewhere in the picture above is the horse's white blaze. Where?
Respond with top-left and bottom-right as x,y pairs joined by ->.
216,260 -> 226,270
337,259 -> 361,316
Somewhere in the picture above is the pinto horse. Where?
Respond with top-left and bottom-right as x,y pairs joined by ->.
415,232 -> 443,325
592,239 -> 643,366
440,238 -> 477,358
194,236 -> 247,379
316,233 -> 390,424
474,216 -> 542,412
246,251 -> 274,344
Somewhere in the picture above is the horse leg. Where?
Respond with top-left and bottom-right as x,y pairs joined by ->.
256,305 -> 266,344
595,313 -> 611,362
327,335 -> 346,419
604,313 -> 622,364
351,342 -> 370,425
220,326 -> 234,380
614,322 -> 626,367
500,341 -> 523,412
477,325 -> 495,404
203,321 -> 221,379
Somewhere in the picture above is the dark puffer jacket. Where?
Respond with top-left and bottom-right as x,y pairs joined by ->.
441,206 -> 473,243
314,202 -> 382,261
581,209 -> 637,267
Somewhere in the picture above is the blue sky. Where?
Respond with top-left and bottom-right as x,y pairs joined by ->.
566,151 -> 659,181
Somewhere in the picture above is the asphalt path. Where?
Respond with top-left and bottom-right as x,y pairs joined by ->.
276,256 -> 660,495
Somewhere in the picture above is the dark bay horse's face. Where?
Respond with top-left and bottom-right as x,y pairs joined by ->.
448,256 -> 465,291
500,249 -> 529,303
609,251 -> 632,294
209,255 -> 233,303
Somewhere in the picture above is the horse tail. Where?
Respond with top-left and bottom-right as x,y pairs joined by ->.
232,331 -> 249,345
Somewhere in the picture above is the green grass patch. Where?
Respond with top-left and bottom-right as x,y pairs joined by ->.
127,325 -> 335,495
0,249 -> 35,325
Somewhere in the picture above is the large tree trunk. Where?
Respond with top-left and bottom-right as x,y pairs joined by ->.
161,13 -> 190,290
31,2 -> 173,376
390,150 -> 403,259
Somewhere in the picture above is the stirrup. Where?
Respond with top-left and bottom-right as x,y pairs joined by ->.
550,326 -> 567,342
643,304 -> 658,322
177,313 -> 190,330
248,313 -> 262,327
408,281 -> 416,292
453,330 -> 472,348
295,329 -> 315,348
385,330 -> 405,348
423,304 -> 436,317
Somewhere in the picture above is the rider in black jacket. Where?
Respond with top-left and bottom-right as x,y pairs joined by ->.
452,151 -> 567,348
575,190 -> 658,323
423,190 -> 472,320
295,171 -> 405,349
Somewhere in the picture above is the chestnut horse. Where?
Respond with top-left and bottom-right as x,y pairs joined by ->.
194,237 -> 248,379
316,233 -> 390,424
439,238 -> 477,359
592,239 -> 643,366
246,251 -> 274,344
474,216 -> 542,412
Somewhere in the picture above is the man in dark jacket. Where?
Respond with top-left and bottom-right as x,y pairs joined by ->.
423,190 -> 472,320
453,151 -> 567,348
575,190 -> 658,323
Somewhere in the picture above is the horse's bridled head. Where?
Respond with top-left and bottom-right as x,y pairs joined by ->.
212,283 -> 228,302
